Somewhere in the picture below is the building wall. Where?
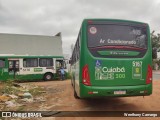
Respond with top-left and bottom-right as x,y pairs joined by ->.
0,33 -> 63,56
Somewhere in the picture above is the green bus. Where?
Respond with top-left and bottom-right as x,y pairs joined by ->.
0,55 -> 68,81
70,19 -> 152,99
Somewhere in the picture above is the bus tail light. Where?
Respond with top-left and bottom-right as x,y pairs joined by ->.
146,65 -> 152,84
82,64 -> 91,86
88,20 -> 93,24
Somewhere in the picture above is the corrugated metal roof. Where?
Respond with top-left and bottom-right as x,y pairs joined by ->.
0,33 -> 63,56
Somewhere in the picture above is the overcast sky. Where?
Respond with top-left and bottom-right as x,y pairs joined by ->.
0,0 -> 160,56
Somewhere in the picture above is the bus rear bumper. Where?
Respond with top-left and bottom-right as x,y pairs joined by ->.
80,83 -> 152,98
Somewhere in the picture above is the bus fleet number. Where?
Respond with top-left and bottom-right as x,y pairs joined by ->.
132,61 -> 142,67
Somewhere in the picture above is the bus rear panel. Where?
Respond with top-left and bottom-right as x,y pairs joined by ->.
79,19 -> 152,98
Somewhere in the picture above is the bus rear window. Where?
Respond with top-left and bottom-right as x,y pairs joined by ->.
88,24 -> 147,49
87,24 -> 148,58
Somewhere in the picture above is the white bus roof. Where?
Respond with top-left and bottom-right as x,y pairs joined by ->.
0,33 -> 63,56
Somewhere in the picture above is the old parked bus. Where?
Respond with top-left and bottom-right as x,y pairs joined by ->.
70,19 -> 152,99
0,55 -> 67,81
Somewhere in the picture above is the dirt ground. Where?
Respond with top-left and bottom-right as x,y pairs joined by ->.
28,79 -> 160,111
23,78 -> 160,120
0,74 -> 160,120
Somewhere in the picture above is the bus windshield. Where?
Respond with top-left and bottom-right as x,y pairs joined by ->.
88,24 -> 147,49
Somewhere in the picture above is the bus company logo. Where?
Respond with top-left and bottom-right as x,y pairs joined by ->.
102,67 -> 125,73
89,27 -> 97,34
34,68 -> 43,72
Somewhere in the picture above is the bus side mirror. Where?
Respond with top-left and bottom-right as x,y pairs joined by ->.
69,60 -> 71,64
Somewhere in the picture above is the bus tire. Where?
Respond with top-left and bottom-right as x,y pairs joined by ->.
44,73 -> 53,80
73,80 -> 80,99
71,80 -> 73,87
71,75 -> 75,87
74,91 -> 80,99
71,77 -> 73,87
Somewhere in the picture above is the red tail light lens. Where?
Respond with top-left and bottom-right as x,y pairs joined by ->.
82,64 -> 91,86
88,20 -> 93,24
146,65 -> 152,84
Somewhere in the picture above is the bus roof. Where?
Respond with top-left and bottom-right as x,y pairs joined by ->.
83,19 -> 148,25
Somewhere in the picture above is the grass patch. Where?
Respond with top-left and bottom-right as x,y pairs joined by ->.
0,80 -> 45,97
1,80 -> 20,95
28,86 -> 45,96
17,106 -> 25,111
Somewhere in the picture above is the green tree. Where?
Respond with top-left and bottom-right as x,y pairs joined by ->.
151,31 -> 160,59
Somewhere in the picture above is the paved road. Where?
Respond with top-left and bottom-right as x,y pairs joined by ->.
153,72 -> 160,80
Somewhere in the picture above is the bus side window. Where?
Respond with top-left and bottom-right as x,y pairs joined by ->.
23,58 -> 38,67
0,59 -> 5,68
23,59 -> 27,67
39,58 -> 53,67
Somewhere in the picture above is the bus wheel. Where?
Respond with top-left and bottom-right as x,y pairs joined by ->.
71,78 -> 73,87
73,80 -> 80,99
44,73 -> 53,80
74,91 -> 80,99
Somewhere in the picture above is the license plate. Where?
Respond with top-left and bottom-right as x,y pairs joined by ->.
114,90 -> 126,95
